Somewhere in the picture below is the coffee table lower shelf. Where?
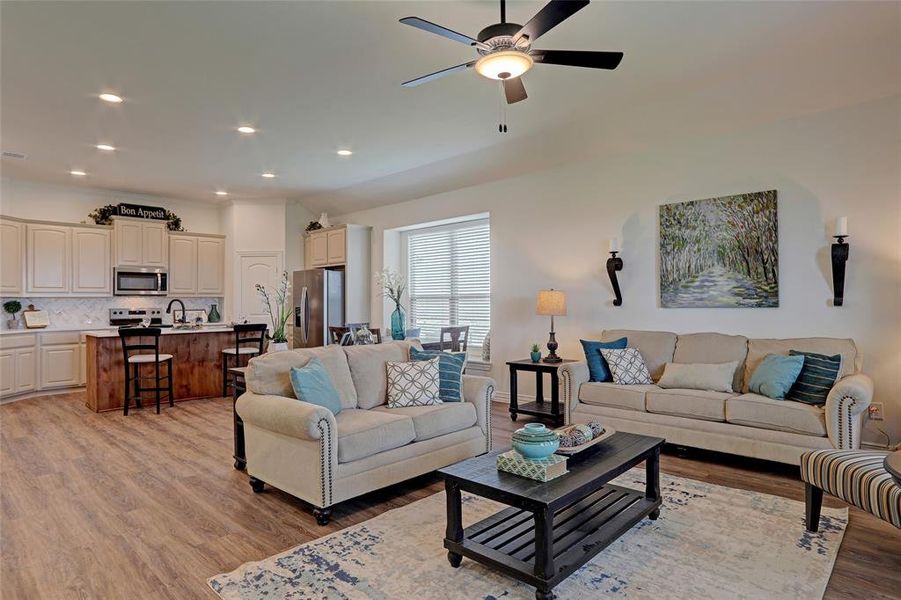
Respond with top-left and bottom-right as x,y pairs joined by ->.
444,484 -> 660,595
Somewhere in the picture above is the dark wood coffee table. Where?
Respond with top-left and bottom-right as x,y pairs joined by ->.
438,432 -> 664,600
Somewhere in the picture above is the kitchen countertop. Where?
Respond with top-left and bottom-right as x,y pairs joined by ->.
85,325 -> 236,338
0,326 -> 117,336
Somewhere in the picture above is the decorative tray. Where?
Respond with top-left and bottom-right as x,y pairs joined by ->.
553,426 -> 617,455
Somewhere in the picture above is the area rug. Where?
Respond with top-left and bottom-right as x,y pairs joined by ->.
209,469 -> 847,599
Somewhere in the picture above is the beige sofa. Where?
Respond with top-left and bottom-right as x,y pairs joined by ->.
562,330 -> 873,465
235,340 -> 494,524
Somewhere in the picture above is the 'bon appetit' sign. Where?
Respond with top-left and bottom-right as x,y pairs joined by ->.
117,203 -> 167,220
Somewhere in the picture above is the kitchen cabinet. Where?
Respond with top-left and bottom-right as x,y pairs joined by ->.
0,218 -> 24,295
309,233 -> 328,267
0,334 -> 38,398
26,224 -> 70,294
0,352 -> 13,396
72,227 -> 112,295
326,229 -> 346,265
39,332 -> 81,389
167,233 -> 224,296
301,224 -> 371,323
15,348 -> 36,393
114,217 -> 168,267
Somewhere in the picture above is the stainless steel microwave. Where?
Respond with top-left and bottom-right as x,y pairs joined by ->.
113,268 -> 168,296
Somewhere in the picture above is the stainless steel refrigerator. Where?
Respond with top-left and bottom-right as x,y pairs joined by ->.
293,269 -> 344,348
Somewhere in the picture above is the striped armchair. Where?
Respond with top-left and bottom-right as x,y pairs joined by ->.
800,449 -> 901,530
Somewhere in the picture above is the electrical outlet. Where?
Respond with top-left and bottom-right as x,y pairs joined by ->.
867,402 -> 884,421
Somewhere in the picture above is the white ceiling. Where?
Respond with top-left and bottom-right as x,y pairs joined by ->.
1,1 -> 898,215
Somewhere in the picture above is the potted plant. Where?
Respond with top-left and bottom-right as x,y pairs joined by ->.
376,268 -> 407,340
3,300 -> 22,330
530,343 -> 542,363
255,271 -> 292,352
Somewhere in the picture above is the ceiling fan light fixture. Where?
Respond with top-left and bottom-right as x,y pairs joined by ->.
475,50 -> 533,80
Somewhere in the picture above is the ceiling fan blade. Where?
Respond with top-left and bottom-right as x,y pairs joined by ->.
503,77 -> 527,104
401,61 -> 476,87
399,16 -> 480,47
513,0 -> 590,44
532,50 -> 623,70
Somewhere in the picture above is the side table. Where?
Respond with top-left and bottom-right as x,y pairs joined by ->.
506,359 -> 577,427
230,366 -> 247,470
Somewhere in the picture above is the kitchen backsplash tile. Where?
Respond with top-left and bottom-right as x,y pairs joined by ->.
0,297 -> 224,331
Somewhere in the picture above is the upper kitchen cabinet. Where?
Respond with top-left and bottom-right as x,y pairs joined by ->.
0,217 -> 25,295
71,226 -> 112,295
26,223 -> 70,295
113,216 -> 168,267
167,232 -> 225,296
303,224 -> 366,269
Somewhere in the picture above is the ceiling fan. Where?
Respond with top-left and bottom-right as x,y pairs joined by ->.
399,0 -> 623,105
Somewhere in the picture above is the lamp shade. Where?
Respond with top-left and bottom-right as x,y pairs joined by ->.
536,289 -> 567,316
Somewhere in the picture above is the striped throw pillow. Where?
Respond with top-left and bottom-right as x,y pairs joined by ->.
410,347 -> 466,402
785,350 -> 841,406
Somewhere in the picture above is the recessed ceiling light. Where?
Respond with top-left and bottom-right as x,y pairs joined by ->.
96,143 -> 116,151
337,149 -> 353,156
70,169 -> 87,176
261,172 -> 276,178
237,126 -> 256,134
99,93 -> 123,104
215,190 -> 228,196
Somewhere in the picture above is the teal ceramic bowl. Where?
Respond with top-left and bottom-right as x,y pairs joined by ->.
512,423 -> 560,460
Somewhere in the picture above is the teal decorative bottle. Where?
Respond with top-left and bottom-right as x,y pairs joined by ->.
390,304 -> 406,340
208,303 -> 221,323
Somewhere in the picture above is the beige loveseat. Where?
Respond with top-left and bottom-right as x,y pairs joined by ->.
235,340 -> 494,524
562,330 -> 873,465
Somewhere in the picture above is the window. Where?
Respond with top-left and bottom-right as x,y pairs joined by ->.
405,219 -> 490,349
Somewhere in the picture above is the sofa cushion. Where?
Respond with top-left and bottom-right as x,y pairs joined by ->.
579,382 -> 656,411
344,340 -> 421,409
726,393 -> 827,436
646,388 -> 731,422
373,402 -> 477,442
785,350 -> 841,406
602,330 -> 676,381
744,337 -> 859,392
657,361 -> 739,393
335,409 -> 416,463
247,345 -> 357,410
748,353 -> 805,400
674,333 -> 748,392
580,337 -> 628,382
290,358 -> 343,414
386,357 -> 441,407
600,348 -> 653,385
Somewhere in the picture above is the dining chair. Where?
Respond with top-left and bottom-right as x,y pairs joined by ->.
438,325 -> 469,352
329,326 -> 350,345
119,327 -> 173,416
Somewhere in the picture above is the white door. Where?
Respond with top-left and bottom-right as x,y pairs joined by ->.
168,235 -> 198,295
235,252 -> 282,326
40,344 -> 80,388
72,228 -> 112,294
0,351 -> 14,396
115,220 -> 143,266
141,222 -> 168,267
196,237 -> 225,295
26,224 -> 70,294
15,349 -> 36,393
0,220 -> 24,295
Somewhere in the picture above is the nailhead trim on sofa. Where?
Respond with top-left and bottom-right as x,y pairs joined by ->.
485,384 -> 494,452
316,417 -> 334,507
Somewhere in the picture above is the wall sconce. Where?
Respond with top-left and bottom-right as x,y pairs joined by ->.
831,217 -> 849,307
606,238 -> 624,307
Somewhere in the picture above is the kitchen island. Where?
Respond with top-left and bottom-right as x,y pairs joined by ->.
85,326 -> 249,412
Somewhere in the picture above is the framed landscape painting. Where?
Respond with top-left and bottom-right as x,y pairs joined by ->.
659,190 -> 778,308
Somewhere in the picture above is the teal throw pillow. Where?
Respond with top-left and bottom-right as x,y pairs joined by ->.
290,358 -> 342,414
785,350 -> 841,406
580,337 -> 627,382
410,347 -> 466,402
748,353 -> 805,400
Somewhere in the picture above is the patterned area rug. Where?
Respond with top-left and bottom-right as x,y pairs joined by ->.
209,470 -> 847,599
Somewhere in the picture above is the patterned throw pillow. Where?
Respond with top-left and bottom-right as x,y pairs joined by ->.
386,358 -> 442,407
786,350 -> 841,405
598,348 -> 653,385
410,347 -> 466,402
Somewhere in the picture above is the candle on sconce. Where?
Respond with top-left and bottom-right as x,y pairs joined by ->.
609,237 -> 620,253
834,217 -> 848,237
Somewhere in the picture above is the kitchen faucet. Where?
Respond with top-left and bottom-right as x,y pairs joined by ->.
166,298 -> 187,324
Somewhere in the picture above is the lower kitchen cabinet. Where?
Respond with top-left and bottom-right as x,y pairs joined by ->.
0,334 -> 39,398
40,341 -> 80,389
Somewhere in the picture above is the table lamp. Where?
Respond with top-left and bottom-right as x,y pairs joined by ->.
536,289 -> 566,363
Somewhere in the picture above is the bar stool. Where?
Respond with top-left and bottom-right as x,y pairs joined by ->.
119,328 -> 174,416
222,323 -> 268,397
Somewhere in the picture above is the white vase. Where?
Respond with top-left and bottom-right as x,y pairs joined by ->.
268,342 -> 289,353
318,212 -> 330,228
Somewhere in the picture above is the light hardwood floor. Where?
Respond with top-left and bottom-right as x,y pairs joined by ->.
1,393 -> 898,599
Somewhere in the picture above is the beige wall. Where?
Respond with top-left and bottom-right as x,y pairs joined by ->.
335,96 -> 901,446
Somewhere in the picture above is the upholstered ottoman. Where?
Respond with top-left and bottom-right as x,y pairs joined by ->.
800,449 -> 901,531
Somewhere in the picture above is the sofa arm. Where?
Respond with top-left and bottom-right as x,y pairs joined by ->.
560,362 -> 590,425
825,374 -> 874,450
236,391 -> 337,442
463,375 -> 495,452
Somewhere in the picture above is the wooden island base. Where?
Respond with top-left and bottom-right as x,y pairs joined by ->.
85,329 -> 241,412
